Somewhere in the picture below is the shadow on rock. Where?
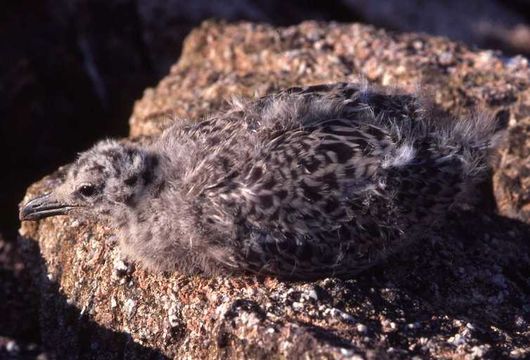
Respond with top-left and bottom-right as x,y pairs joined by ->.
318,211 -> 530,358
17,234 -> 169,360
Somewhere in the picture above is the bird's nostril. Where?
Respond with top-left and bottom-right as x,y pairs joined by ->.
28,200 -> 42,209
23,193 -> 53,211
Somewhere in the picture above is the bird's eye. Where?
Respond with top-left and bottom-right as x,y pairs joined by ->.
78,184 -> 96,197
124,175 -> 138,186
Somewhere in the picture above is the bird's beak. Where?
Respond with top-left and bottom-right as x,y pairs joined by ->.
19,192 -> 74,221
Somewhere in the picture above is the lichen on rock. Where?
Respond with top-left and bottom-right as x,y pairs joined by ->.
19,21 -> 530,359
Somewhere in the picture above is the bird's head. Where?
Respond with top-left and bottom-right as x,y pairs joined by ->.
20,140 -> 162,221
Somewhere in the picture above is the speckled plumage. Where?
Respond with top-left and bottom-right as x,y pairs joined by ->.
20,83 -> 503,279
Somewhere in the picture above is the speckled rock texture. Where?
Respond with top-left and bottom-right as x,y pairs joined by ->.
19,21 -> 530,359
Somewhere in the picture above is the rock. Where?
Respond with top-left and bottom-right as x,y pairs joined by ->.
19,21 -> 530,359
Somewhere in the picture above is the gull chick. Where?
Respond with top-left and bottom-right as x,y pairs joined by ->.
20,83 -> 503,279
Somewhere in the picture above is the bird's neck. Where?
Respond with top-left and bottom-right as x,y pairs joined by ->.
114,177 -> 219,272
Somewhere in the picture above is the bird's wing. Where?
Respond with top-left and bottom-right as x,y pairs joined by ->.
216,118 -> 409,278
241,118 -> 397,234
195,82 -> 417,232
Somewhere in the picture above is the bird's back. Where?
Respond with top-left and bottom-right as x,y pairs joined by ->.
158,83 -> 502,279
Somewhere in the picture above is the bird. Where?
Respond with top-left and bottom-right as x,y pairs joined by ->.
20,83 -> 504,279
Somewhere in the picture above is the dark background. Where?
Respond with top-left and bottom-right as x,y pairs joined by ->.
1,0 -> 529,356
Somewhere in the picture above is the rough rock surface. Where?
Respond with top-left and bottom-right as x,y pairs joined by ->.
19,21 -> 530,359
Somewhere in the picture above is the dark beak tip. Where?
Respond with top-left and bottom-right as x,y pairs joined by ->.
19,200 -> 40,222
19,212 -> 34,222
19,199 -> 35,221
19,205 -> 37,221
19,208 -> 28,221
